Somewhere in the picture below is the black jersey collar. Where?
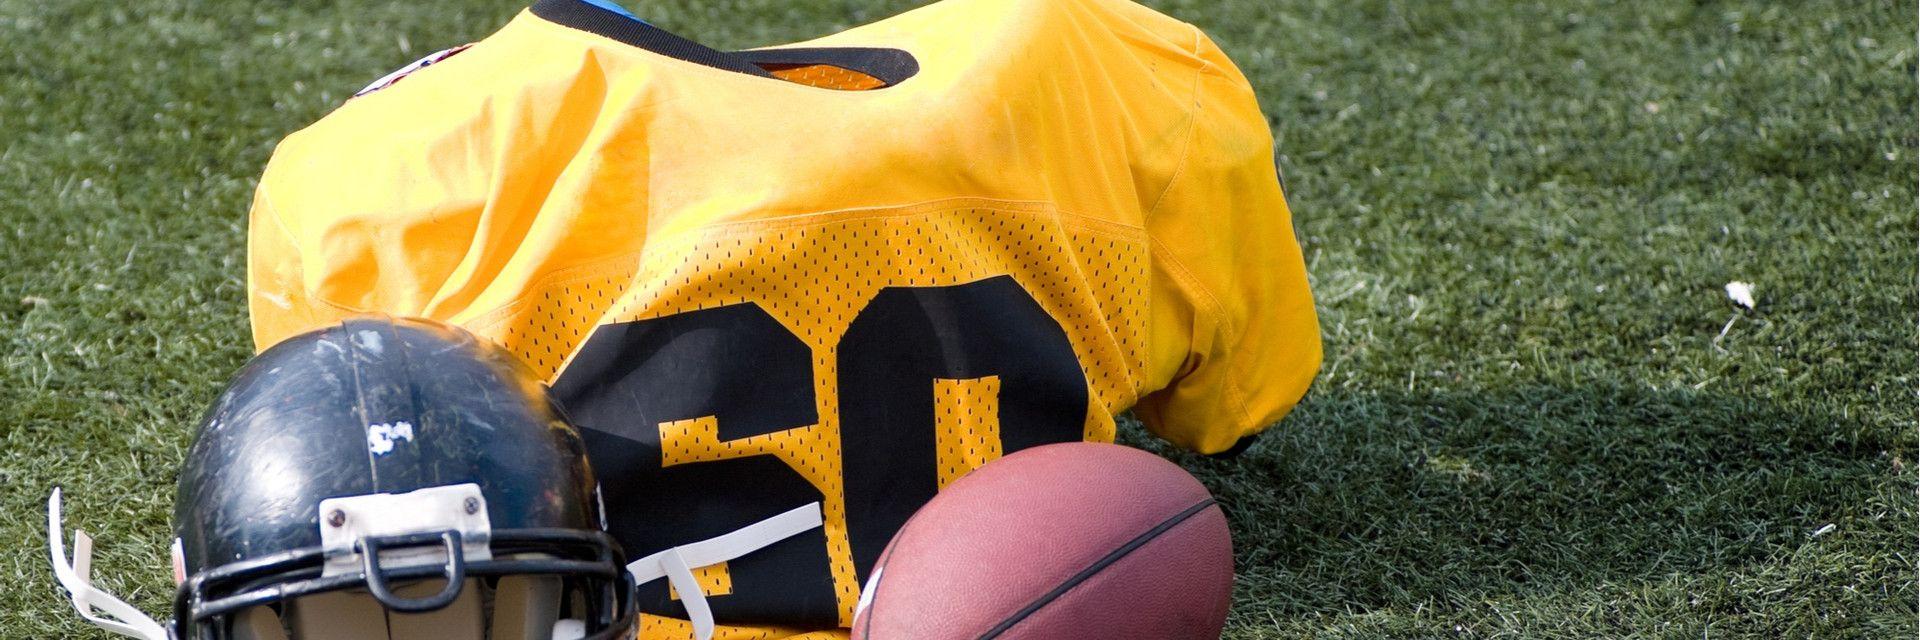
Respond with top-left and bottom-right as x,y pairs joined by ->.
531,0 -> 775,77
530,0 -> 919,87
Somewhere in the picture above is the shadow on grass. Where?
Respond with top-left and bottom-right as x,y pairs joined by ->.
1124,384 -> 1908,632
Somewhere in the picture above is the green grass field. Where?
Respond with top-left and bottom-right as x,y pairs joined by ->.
2,0 -> 1914,637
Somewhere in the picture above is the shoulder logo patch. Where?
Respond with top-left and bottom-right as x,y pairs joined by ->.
354,44 -> 474,98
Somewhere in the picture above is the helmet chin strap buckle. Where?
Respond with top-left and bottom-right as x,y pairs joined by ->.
318,483 -> 495,610
46,488 -> 169,640
358,529 -> 470,612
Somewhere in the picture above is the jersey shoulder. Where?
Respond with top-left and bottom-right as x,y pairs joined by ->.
258,10 -> 595,229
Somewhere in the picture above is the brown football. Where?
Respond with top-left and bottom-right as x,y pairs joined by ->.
851,442 -> 1234,640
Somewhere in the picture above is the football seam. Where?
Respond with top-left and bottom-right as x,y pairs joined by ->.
975,498 -> 1220,640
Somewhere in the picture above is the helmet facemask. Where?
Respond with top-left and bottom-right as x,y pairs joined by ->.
173,484 -> 634,640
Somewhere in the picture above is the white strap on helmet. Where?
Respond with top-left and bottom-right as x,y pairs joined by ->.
47,489 -> 170,640
626,502 -> 824,640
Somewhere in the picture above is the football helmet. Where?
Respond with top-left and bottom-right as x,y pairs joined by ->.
50,317 -> 637,640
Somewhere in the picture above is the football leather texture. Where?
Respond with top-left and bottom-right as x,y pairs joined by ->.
852,442 -> 1233,640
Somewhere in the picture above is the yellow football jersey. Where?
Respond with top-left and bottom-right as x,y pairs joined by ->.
245,0 -> 1320,637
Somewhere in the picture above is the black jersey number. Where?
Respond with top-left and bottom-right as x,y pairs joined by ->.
551,275 -> 1087,625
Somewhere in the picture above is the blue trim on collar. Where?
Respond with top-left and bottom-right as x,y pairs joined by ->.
577,0 -> 647,24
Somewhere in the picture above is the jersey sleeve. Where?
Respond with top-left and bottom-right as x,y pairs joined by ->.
1133,30 -> 1322,455
247,182 -> 358,350
244,128 -> 468,352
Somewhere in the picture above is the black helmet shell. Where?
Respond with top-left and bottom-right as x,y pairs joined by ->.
167,318 -> 632,640
174,317 -> 600,570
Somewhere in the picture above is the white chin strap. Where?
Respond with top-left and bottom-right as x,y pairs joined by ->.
626,502 -> 824,640
47,488 -> 170,640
